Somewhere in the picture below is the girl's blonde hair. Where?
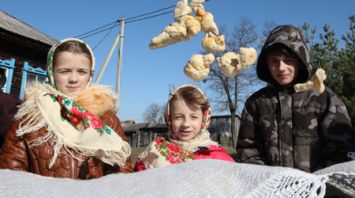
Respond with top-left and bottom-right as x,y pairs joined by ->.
169,86 -> 210,113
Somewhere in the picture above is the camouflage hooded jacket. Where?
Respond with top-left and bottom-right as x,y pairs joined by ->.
236,25 -> 354,172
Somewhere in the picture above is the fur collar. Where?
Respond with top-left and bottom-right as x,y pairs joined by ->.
23,83 -> 117,117
74,84 -> 117,117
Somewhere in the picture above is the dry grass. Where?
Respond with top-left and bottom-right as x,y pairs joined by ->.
131,147 -> 145,164
223,146 -> 238,161
223,146 -> 237,155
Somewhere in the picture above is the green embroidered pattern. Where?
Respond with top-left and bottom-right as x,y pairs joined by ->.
50,94 -> 111,134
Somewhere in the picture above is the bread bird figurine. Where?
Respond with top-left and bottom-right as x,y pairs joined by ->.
174,0 -> 192,21
202,32 -> 225,53
239,47 -> 257,67
195,7 -> 219,35
149,22 -> 188,49
189,0 -> 206,12
216,52 -> 241,77
184,53 -> 215,81
294,68 -> 326,93
216,47 -> 257,78
180,15 -> 201,36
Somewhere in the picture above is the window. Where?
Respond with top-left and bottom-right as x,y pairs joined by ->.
20,61 -> 48,99
0,58 -> 15,94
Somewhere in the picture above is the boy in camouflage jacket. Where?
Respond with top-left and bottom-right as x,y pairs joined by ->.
236,25 -> 354,172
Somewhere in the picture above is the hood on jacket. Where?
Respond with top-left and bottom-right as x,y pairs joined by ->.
46,38 -> 96,89
256,25 -> 312,85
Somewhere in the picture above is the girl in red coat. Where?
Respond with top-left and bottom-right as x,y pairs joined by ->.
134,84 -> 234,171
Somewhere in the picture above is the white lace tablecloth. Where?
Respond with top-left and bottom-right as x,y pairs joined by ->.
0,160 -> 354,198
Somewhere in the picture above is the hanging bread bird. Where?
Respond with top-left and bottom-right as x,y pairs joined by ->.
195,7 -> 219,35
239,47 -> 257,67
189,0 -> 206,12
184,53 -> 215,81
149,0 -> 260,81
149,22 -> 188,49
294,68 -> 326,93
216,52 -> 241,77
150,0 -> 196,49
216,47 -> 257,78
180,15 -> 201,36
202,32 -> 225,53
174,0 -> 192,21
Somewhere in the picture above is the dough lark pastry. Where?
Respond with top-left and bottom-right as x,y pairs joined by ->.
195,7 -> 219,35
216,52 -> 241,77
174,0 -> 192,21
149,22 -> 188,49
180,15 -> 201,36
239,47 -> 257,67
294,68 -> 326,93
202,32 -> 225,52
184,53 -> 215,81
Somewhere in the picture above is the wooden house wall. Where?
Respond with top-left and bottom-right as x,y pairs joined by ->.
0,34 -> 50,96
124,115 -> 241,148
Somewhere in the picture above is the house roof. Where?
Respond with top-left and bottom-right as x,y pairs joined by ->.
0,10 -> 57,46
123,123 -> 150,132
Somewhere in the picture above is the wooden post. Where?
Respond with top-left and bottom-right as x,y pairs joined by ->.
149,130 -> 153,142
137,130 -> 141,148
116,18 -> 125,112
95,30 -> 120,83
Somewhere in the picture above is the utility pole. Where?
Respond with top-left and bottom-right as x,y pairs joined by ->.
116,18 -> 125,112
95,18 -> 125,113
95,21 -> 120,84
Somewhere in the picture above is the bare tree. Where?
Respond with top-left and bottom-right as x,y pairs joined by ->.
206,18 -> 259,147
259,21 -> 279,48
143,103 -> 164,124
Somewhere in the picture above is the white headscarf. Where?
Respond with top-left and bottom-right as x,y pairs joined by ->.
46,38 -> 96,88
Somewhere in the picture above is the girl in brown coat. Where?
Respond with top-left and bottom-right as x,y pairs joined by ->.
0,38 -> 132,179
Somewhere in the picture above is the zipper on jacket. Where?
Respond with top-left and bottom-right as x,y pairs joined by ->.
277,93 -> 282,166
275,110 -> 282,166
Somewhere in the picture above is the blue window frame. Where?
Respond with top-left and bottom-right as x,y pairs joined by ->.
20,61 -> 48,99
0,58 -> 16,94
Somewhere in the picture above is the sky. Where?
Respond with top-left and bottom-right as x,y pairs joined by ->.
1,0 -> 354,122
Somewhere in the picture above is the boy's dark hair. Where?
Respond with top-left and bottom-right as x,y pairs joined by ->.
264,44 -> 308,84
